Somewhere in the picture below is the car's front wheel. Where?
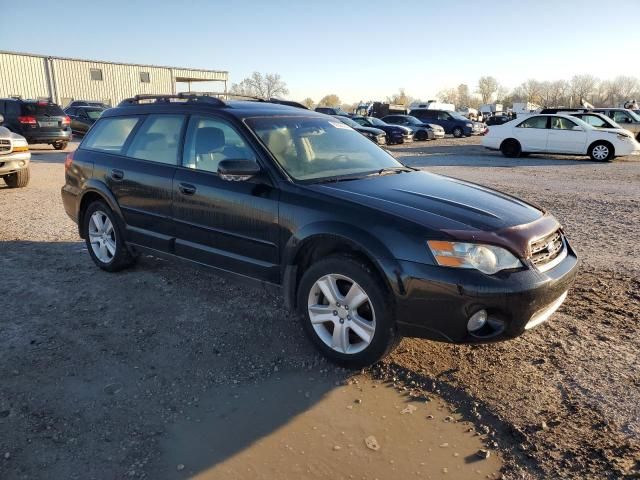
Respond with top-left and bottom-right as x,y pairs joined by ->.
53,141 -> 68,150
3,167 -> 30,188
588,142 -> 614,162
452,127 -> 464,138
297,255 -> 400,368
83,201 -> 136,272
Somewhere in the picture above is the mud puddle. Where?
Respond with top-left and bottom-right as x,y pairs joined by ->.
154,371 -> 501,479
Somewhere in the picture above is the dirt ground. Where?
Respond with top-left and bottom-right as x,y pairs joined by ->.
1,138 -> 638,479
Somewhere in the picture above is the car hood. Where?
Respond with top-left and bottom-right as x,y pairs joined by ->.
306,170 -> 543,231
355,126 -> 385,135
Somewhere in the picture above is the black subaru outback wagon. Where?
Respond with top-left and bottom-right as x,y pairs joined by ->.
62,94 -> 578,367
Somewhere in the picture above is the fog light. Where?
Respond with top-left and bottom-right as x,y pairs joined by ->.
467,310 -> 487,332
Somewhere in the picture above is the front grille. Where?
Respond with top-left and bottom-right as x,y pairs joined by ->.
0,139 -> 10,154
530,230 -> 564,270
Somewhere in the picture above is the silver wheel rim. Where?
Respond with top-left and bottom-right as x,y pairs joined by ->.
307,274 -> 376,355
88,211 -> 116,263
592,145 -> 608,160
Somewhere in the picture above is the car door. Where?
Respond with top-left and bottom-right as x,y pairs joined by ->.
546,116 -> 587,153
83,114 -> 183,251
171,114 -> 280,283
436,111 -> 454,132
513,115 -> 549,151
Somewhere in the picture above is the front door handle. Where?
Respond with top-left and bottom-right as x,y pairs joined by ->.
179,182 -> 197,196
110,169 -> 124,181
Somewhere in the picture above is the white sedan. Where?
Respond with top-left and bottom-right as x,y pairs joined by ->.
482,114 -> 640,161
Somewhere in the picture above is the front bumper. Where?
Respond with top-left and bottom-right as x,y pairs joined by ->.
0,152 -> 30,175
394,242 -> 579,343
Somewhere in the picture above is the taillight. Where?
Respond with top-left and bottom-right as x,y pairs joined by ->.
62,116 -> 71,126
64,152 -> 74,171
18,116 -> 37,125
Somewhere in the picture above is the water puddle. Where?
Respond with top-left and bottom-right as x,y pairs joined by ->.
156,371 -> 501,479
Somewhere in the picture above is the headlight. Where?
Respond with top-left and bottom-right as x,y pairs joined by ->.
427,241 -> 522,275
466,123 -> 473,127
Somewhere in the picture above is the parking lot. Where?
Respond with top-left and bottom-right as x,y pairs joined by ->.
1,137 -> 639,479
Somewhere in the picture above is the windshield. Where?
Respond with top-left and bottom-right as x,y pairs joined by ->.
367,117 -> 387,127
405,116 -> 423,125
247,116 -> 402,181
337,116 -> 361,128
627,110 -> 640,122
450,112 -> 469,121
85,109 -> 103,120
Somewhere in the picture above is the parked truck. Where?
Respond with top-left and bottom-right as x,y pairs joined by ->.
354,102 -> 408,118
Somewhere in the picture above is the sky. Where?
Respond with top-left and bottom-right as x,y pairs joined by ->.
2,0 -> 639,104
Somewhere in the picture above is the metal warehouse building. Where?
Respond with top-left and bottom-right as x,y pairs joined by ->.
0,51 -> 229,107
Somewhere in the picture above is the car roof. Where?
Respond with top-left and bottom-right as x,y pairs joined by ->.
102,96 -> 323,121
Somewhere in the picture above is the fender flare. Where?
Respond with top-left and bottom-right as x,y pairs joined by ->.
282,221 -> 405,310
77,180 -> 124,236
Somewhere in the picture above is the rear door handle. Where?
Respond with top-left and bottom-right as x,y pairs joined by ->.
110,169 -> 124,181
178,182 -> 196,195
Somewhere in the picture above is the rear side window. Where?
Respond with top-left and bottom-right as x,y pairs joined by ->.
125,115 -> 185,165
21,103 -> 65,116
82,117 -> 139,153
517,116 -> 548,129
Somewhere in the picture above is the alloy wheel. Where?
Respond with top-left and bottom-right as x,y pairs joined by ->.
307,274 -> 376,355
88,211 -> 116,263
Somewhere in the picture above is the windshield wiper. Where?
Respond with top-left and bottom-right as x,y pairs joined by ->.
376,166 -> 416,176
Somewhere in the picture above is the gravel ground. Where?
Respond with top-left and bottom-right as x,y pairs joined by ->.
1,138 -> 638,479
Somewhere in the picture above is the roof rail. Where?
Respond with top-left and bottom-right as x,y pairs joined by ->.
118,93 -> 226,107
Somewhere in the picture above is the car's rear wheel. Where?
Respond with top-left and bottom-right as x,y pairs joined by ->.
3,167 -> 30,188
452,127 -> 463,138
297,255 -> 399,368
53,141 -> 68,150
83,201 -> 135,272
588,142 -> 614,162
500,139 -> 522,158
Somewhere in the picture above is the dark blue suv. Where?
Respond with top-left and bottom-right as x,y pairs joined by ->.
409,109 -> 476,137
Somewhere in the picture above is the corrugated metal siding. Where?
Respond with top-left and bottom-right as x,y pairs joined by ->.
51,59 -> 174,105
0,52 -> 50,99
1,51 -> 229,106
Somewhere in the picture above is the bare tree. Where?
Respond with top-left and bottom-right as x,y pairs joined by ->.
437,88 -> 458,105
318,94 -> 341,107
386,88 -> 413,106
230,72 -> 289,98
457,84 -> 470,108
477,76 -> 499,104
570,75 -> 598,107
301,97 -> 315,109
517,79 -> 545,105
609,76 -> 640,105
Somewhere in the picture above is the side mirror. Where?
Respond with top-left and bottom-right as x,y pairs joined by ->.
571,125 -> 583,131
217,159 -> 261,181
0,114 -> 4,124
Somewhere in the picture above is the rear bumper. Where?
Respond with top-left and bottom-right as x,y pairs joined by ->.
25,130 -> 72,144
394,242 -> 579,343
0,153 -> 30,175
61,184 -> 80,224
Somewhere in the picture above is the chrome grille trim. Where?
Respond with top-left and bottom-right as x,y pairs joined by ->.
0,139 -> 10,155
530,230 -> 566,272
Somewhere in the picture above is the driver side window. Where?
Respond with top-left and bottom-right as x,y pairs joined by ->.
612,111 -> 630,123
438,112 -> 450,120
182,116 -> 256,173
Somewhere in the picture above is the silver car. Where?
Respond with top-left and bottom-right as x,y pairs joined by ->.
0,114 -> 31,188
592,108 -> 640,141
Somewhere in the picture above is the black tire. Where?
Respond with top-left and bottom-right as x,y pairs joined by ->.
3,167 -> 30,188
53,141 -> 68,150
415,130 -> 427,141
297,254 -> 400,368
500,139 -> 522,158
520,152 -> 531,157
452,127 -> 463,138
83,200 -> 136,272
588,141 -> 614,162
